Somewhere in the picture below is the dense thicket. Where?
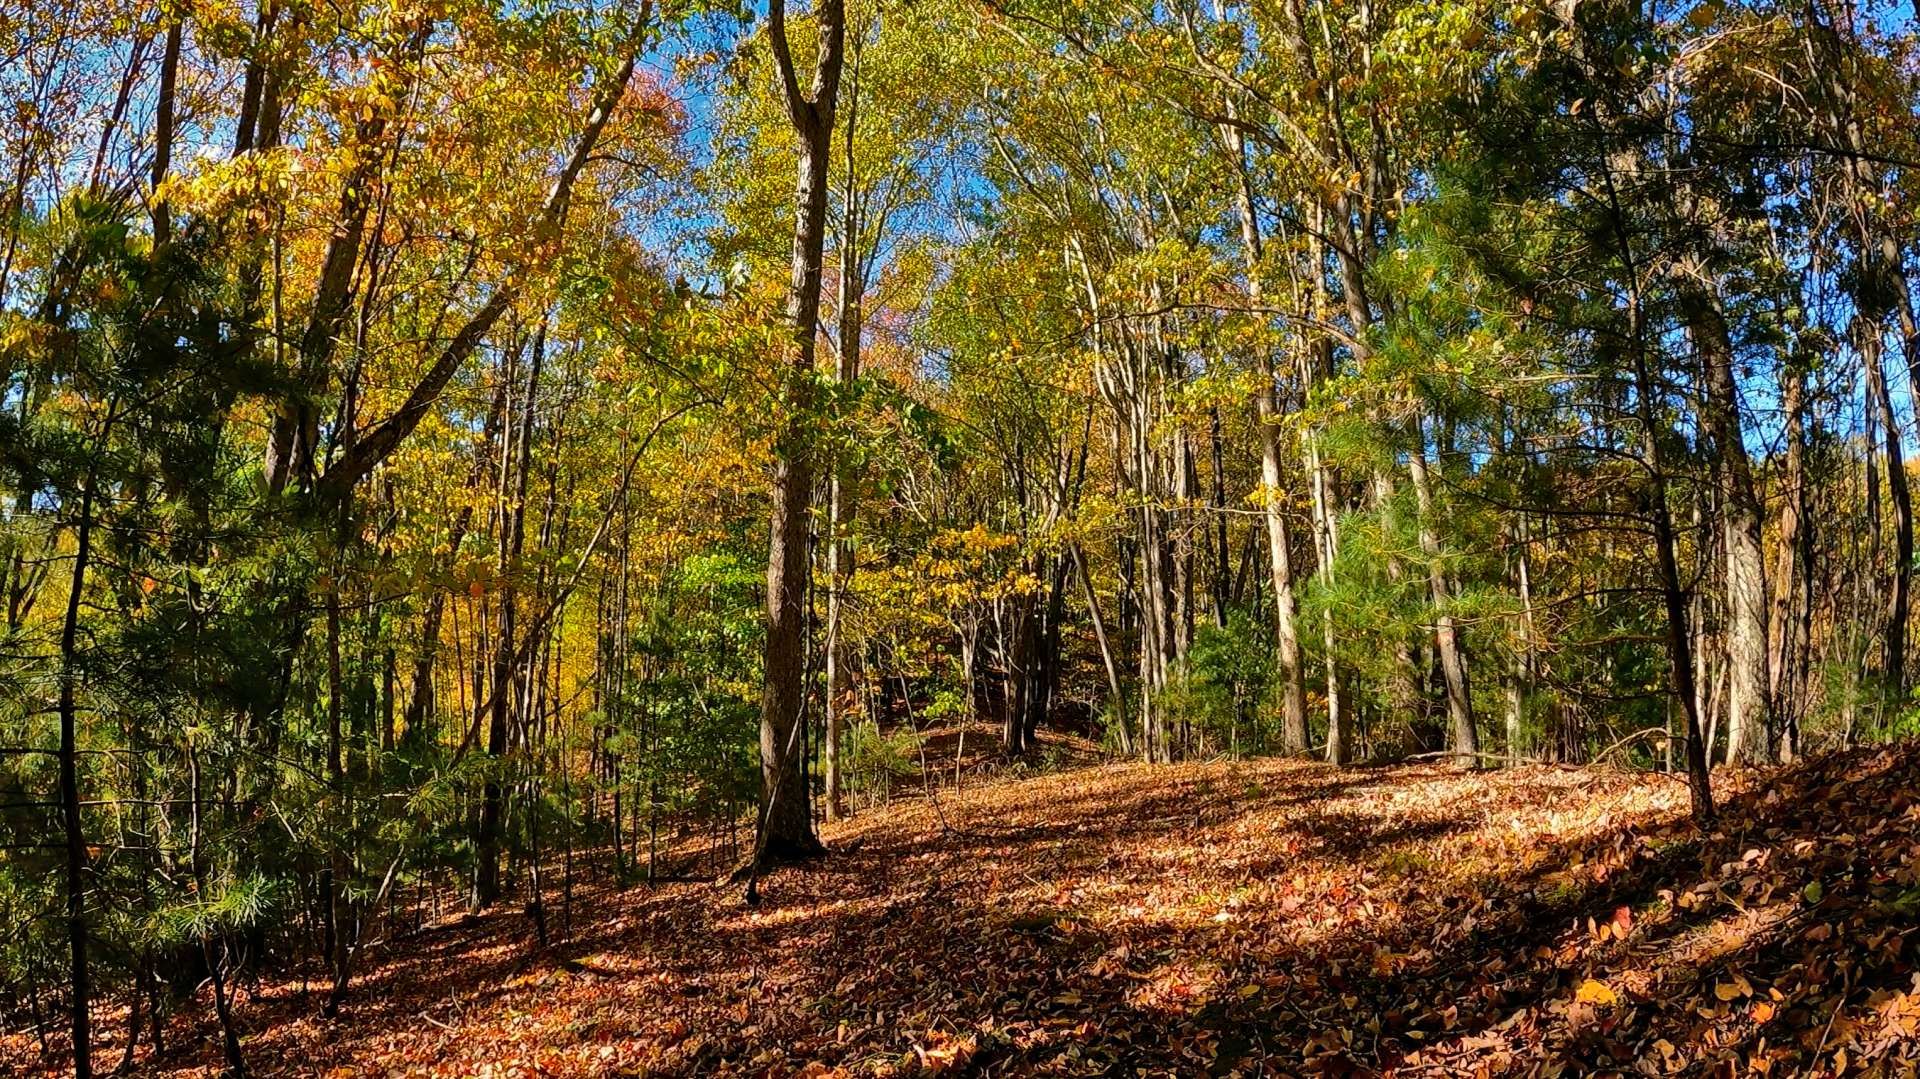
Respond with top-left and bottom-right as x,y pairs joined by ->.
2,0 -> 1916,1071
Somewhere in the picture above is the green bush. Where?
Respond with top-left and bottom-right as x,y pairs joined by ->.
1170,610 -> 1277,756
843,719 -> 920,807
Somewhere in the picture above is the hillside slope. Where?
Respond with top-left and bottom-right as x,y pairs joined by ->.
9,745 -> 1920,1077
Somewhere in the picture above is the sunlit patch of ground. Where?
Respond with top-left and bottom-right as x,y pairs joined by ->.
6,738 -> 1919,1076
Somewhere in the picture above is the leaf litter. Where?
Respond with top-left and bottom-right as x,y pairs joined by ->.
6,742 -> 1919,1076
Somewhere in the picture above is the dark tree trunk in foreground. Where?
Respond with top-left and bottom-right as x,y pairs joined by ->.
59,467 -> 98,1079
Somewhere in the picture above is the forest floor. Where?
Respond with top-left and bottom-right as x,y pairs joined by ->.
8,735 -> 1920,1077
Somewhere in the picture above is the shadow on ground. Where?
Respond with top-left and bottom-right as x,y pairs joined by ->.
8,743 -> 1918,1076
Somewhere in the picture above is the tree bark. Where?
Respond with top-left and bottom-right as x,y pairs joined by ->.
1680,282 -> 1770,765
1767,359 -> 1809,760
268,20 -> 430,494
475,327 -> 544,911
150,20 -> 181,247
823,58 -> 864,817
1407,425 -> 1476,767
1220,116 -> 1308,753
756,0 -> 845,864
58,465 -> 97,1079
1862,321 -> 1911,699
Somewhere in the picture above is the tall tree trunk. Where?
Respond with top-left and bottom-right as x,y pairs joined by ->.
755,0 -> 844,865
1862,322 -> 1911,699
1407,425 -> 1475,767
1002,593 -> 1033,756
1073,544 -> 1129,750
150,20 -> 181,247
1680,282 -> 1770,765
1306,394 -> 1345,763
1594,166 -> 1714,816
1640,367 -> 1714,819
823,64 -> 864,817
58,464 -> 97,1079
475,327 -> 545,911
1811,13 -> 1920,702
1767,360 -> 1810,760
1508,511 -> 1538,764
1221,117 -> 1309,753
1208,406 -> 1230,627
323,576 -> 349,1009
1301,206 -> 1351,765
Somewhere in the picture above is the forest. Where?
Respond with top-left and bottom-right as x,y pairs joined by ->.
3,0 -> 1920,1072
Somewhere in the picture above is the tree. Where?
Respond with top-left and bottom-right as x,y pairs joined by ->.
753,0 -> 846,867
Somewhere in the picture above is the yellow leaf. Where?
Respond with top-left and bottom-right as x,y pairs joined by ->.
1575,978 -> 1618,1005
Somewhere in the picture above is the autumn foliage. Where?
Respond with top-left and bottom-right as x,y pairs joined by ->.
8,0 -> 1920,1073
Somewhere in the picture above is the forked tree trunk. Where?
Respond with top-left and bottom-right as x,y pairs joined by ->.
756,0 -> 845,865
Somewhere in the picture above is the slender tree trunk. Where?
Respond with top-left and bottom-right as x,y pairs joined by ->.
113,959 -> 144,1076
1508,511 -> 1537,764
823,102 -> 864,817
1208,406 -> 1230,627
1407,426 -> 1476,767
150,20 -> 181,247
1862,322 -> 1911,698
476,328 -> 545,910
1221,119 -> 1308,752
187,744 -> 248,1075
1299,208 -> 1350,765
58,467 -> 97,1079
323,581 -> 350,1008
1768,360 -> 1810,759
1072,545 -> 1129,751
1612,260 -> 1713,817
